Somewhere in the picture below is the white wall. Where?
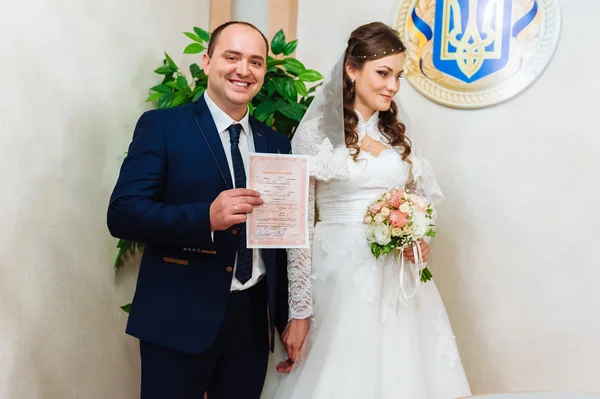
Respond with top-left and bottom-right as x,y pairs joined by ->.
297,0 -> 600,395
0,0 -> 209,397
232,0 -> 269,35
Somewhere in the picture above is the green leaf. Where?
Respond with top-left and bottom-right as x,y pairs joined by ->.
189,63 -> 203,78
277,102 -> 306,122
254,100 -> 287,120
184,43 -> 205,54
150,84 -> 171,93
193,26 -> 211,43
271,29 -> 286,55
283,58 -> 306,76
267,80 -> 276,97
308,82 -> 323,93
176,76 -> 189,89
145,92 -> 162,103
120,303 -> 132,313
267,56 -> 285,67
272,77 -> 297,103
154,66 -> 174,75
192,87 -> 205,102
425,230 -> 436,238
371,243 -> 381,259
283,40 -> 298,56
299,69 -> 324,82
165,81 -> 180,90
172,91 -> 190,107
273,112 -> 297,136
248,102 -> 255,115
114,239 -> 133,268
164,53 -> 178,71
184,31 -> 203,43
158,92 -> 174,108
294,80 -> 308,97
265,113 -> 275,126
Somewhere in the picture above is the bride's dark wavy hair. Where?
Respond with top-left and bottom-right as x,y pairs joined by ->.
343,22 -> 411,163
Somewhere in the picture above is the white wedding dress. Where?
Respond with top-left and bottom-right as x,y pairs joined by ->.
261,112 -> 471,399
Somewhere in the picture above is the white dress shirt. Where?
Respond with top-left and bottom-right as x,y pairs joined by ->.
204,92 -> 266,292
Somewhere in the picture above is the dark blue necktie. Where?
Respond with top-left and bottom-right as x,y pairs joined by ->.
229,123 -> 252,285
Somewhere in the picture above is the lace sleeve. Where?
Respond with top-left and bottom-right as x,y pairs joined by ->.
286,177 -> 316,320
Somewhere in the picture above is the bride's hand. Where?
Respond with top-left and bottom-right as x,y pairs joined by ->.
282,318 -> 310,362
403,240 -> 430,263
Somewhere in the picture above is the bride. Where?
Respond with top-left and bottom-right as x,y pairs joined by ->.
262,22 -> 471,398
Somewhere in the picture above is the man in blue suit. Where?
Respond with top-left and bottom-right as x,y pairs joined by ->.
107,21 -> 291,399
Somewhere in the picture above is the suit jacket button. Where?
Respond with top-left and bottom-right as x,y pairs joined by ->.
226,266 -> 233,273
231,229 -> 238,236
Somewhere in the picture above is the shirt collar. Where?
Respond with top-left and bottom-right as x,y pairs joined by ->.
204,91 -> 251,138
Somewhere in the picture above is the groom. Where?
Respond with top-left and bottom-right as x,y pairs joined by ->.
107,21 -> 290,399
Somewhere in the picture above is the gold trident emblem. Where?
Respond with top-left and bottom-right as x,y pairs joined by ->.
441,0 -> 505,78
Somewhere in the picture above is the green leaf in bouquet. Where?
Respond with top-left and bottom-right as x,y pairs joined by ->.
154,66 -> 174,75
184,31 -> 203,43
420,267 -> 433,283
192,87 -> 205,102
193,27 -> 211,43
164,53 -> 178,71
382,241 -> 395,256
184,43 -> 205,54
145,92 -> 162,103
158,92 -> 175,108
176,75 -> 189,89
371,243 -> 381,259
425,230 -> 436,238
150,84 -> 171,93
189,63 -> 203,78
271,29 -> 286,55
171,91 -> 190,107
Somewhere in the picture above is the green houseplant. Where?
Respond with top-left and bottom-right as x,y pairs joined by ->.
114,27 -> 323,312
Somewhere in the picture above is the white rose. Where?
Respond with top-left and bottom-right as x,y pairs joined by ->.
381,207 -> 391,217
392,227 -> 403,237
374,214 -> 385,224
364,215 -> 373,224
366,225 -> 376,242
399,203 -> 411,213
374,224 -> 392,245
413,213 -> 428,237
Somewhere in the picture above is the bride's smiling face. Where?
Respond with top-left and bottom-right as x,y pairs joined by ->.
346,53 -> 405,115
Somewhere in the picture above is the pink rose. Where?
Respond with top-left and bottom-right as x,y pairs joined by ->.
389,190 -> 405,208
389,210 -> 408,228
370,201 -> 388,215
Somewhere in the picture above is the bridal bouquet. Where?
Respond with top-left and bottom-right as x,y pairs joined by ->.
364,188 -> 436,283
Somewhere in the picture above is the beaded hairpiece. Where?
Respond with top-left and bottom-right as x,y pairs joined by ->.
352,47 -> 406,59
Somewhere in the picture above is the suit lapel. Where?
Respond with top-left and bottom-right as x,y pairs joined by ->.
250,117 -> 267,154
193,96 -> 233,189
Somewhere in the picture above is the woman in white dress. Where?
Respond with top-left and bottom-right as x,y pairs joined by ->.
262,22 -> 471,399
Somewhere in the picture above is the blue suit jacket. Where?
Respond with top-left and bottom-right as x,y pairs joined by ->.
107,95 -> 291,354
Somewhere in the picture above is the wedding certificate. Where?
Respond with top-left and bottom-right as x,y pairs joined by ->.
246,153 -> 310,249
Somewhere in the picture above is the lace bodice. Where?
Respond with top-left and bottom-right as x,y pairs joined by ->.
287,112 -> 411,319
